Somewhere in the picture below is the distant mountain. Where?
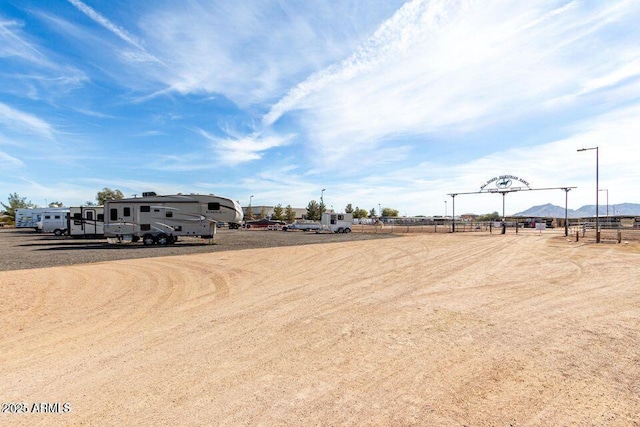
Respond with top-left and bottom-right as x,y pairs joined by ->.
514,203 -> 640,218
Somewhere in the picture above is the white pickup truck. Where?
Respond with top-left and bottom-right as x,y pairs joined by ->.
282,221 -> 322,231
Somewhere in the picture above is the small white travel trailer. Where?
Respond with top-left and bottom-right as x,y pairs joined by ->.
103,192 -> 243,245
15,207 -> 68,230
37,210 -> 70,235
321,212 -> 353,233
68,206 -> 105,237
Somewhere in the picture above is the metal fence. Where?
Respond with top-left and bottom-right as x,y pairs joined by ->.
353,220 -> 640,242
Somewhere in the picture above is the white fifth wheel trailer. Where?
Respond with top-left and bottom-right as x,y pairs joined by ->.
68,206 -> 105,238
103,192 -> 243,245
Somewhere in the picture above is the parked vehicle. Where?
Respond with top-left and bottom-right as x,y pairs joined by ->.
321,212 -> 353,233
245,218 -> 286,229
15,207 -> 68,230
68,206 -> 104,238
523,218 -> 554,228
36,211 -> 70,235
282,220 -> 321,231
103,192 -> 243,245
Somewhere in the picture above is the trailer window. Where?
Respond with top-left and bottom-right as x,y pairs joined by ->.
140,206 -> 150,213
86,211 -> 93,220
110,208 -> 118,221
73,213 -> 82,220
166,211 -> 173,218
45,215 -> 51,219
123,207 -> 131,217
208,202 -> 220,210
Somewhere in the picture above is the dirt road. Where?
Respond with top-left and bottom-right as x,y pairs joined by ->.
1,233 -> 639,425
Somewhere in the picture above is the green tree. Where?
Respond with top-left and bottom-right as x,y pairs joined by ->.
258,207 -> 268,219
285,205 -> 297,223
272,204 -> 284,221
84,201 -> 97,207
352,207 -> 368,219
306,200 -> 320,221
345,203 -> 353,213
382,207 -> 399,217
477,211 -> 501,221
1,193 -> 34,221
369,208 -> 377,218
96,188 -> 124,204
48,201 -> 64,207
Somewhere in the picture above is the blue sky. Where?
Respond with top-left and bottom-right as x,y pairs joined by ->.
1,0 -> 639,216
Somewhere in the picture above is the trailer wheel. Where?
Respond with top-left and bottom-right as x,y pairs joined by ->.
53,229 -> 63,236
142,234 -> 155,246
155,233 -> 169,245
336,227 -> 343,233
344,228 -> 351,233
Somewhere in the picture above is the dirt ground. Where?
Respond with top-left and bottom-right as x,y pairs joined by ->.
1,232 -> 639,426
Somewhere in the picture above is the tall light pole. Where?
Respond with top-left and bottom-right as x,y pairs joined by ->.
444,200 -> 447,218
577,147 -> 599,243
248,195 -> 254,220
378,203 -> 381,219
320,189 -> 325,220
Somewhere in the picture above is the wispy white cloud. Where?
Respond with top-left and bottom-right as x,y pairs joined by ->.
0,15 -> 89,100
134,130 -> 165,137
0,18 -> 50,66
198,128 -> 294,165
0,151 -> 25,169
263,0 -> 438,126
0,102 -> 55,139
67,0 -> 144,51
65,0 -> 162,70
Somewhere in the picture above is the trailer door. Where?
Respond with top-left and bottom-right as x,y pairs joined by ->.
84,209 -> 96,235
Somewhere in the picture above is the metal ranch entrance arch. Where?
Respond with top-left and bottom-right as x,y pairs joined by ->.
448,175 -> 576,236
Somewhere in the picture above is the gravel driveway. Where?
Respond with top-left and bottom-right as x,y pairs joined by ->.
0,227 -> 397,271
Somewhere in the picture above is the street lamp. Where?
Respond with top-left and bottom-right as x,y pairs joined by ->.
248,195 -> 254,220
320,189 -> 325,220
378,203 -> 381,219
577,146 -> 599,243
444,200 -> 447,218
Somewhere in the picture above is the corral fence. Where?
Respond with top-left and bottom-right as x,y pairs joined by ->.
352,221 -> 520,235
353,218 -> 640,242
568,219 -> 640,243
